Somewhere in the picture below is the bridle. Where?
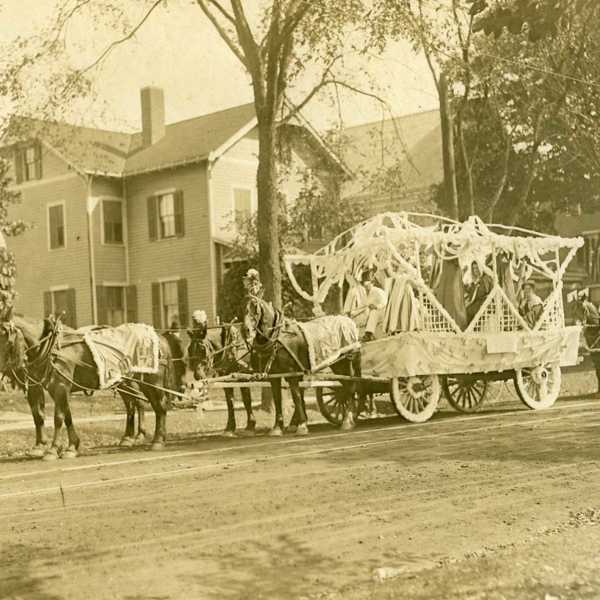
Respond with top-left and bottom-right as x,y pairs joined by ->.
244,295 -> 304,374
188,324 -> 250,378
245,295 -> 284,345
3,316 -> 63,389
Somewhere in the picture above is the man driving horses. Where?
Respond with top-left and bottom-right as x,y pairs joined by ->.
356,272 -> 388,342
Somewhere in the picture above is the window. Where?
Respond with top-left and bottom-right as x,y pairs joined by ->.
48,204 -> 65,249
162,281 -> 179,328
97,284 -> 137,325
103,200 -> 123,244
148,191 -> 184,240
53,290 -> 68,317
105,286 -> 125,326
151,279 -> 188,328
15,143 -> 42,183
159,193 -> 176,238
43,288 -> 76,328
234,188 -> 252,229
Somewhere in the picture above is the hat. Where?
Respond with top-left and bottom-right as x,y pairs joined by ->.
192,310 -> 207,323
244,268 -> 259,280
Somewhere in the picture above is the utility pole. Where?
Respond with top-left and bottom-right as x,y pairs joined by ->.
439,71 -> 459,220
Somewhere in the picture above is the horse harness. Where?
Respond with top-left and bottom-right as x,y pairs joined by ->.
248,298 -> 306,376
190,326 -> 250,378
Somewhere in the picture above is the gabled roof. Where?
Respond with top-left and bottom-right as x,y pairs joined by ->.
5,117 -> 132,176
340,109 -> 443,197
5,102 -> 347,179
124,103 -> 256,175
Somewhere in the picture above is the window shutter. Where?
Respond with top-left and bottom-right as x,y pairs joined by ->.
43,291 -> 52,317
126,285 -> 138,323
96,285 -> 107,325
177,278 -> 189,327
147,196 -> 157,241
174,190 -> 185,237
151,282 -> 161,328
34,142 -> 42,180
14,148 -> 23,185
65,288 -> 77,328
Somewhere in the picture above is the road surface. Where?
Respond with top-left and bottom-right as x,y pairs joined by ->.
2,396 -> 600,599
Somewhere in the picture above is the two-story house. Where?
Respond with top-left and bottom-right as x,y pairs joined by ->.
3,87 -> 348,329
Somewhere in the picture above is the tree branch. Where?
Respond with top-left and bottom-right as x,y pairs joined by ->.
76,0 -> 165,78
280,54 -> 343,124
196,0 -> 247,67
206,0 -> 236,25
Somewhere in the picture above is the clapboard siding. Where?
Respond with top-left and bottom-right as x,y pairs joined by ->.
125,163 -> 213,325
211,152 -> 258,242
7,173 -> 92,324
91,176 -> 127,283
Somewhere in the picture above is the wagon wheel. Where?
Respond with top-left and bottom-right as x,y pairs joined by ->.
513,363 -> 561,410
316,386 -> 345,426
442,375 -> 487,413
390,375 -> 440,423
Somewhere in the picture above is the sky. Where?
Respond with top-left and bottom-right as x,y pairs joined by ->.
1,0 -> 439,132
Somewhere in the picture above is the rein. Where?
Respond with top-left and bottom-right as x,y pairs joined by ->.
248,297 -> 306,375
11,318 -> 63,389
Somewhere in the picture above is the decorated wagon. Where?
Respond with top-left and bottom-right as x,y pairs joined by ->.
283,212 -> 583,423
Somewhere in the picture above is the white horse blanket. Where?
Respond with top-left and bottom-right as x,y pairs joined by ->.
83,323 -> 160,389
296,316 -> 360,372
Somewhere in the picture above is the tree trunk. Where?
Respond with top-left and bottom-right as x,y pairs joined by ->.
256,119 -> 282,309
439,72 -> 459,220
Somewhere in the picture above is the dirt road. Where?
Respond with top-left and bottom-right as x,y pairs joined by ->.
2,395 -> 600,599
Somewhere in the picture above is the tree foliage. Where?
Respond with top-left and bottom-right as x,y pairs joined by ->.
372,0 -> 600,230
218,167 -> 367,322
467,0 -> 597,41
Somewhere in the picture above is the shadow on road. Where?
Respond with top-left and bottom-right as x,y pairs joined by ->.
0,544 -> 64,600
183,533 -> 351,600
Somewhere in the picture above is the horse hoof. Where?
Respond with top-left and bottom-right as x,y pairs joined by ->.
135,433 -> 147,443
286,425 -> 297,434
150,442 -> 165,451
340,418 -> 355,432
119,437 -> 134,448
221,430 -> 236,438
28,445 -> 47,458
42,448 -> 60,461
268,427 -> 283,437
295,423 -> 309,436
62,448 -> 78,459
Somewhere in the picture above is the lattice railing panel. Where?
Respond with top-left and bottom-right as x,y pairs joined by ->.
468,288 -> 529,334
419,289 -> 459,333
535,288 -> 564,331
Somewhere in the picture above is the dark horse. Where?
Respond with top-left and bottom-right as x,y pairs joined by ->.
0,315 -> 185,459
243,295 -> 361,435
187,320 -> 256,436
571,296 -> 600,392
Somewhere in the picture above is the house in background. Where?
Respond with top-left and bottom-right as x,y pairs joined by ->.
339,109 -> 443,216
2,87 -> 347,329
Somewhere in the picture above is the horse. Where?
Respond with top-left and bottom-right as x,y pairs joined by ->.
243,295 -> 361,436
571,296 -> 600,393
0,315 -> 185,459
187,320 -> 256,436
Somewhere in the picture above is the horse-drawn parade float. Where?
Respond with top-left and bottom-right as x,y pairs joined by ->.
0,212 -> 586,458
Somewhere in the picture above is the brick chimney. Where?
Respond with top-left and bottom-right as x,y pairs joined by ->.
140,86 -> 165,146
